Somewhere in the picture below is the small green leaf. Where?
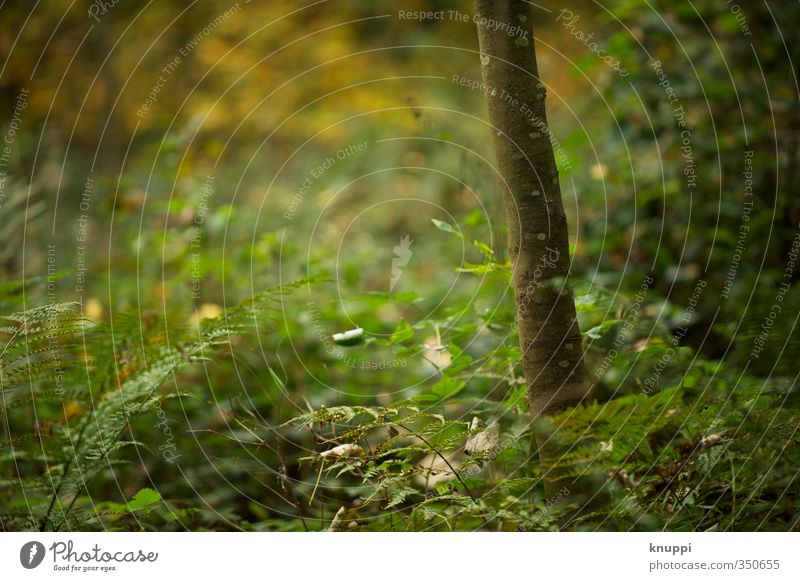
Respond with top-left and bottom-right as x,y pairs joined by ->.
431,375 -> 466,400
431,219 -> 463,238
127,488 -> 161,511
412,393 -> 441,404
445,345 -> 473,376
464,210 -> 486,226
585,319 -> 621,340
472,239 -> 495,260
390,320 -> 414,344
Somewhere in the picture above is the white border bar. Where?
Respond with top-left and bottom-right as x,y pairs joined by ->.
2,532 -> 798,580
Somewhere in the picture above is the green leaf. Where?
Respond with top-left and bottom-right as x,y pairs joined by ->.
444,345 -> 473,376
431,375 -> 466,400
585,319 -> 621,340
463,210 -> 486,227
472,239 -> 495,260
390,320 -> 414,344
411,393 -> 440,404
431,219 -> 463,238
127,488 -> 161,510
456,261 -> 511,277
104,488 -> 162,514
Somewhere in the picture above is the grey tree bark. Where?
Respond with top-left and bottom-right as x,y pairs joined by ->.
473,0 -> 590,477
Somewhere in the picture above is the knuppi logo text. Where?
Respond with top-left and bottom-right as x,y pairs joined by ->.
20,540 -> 158,571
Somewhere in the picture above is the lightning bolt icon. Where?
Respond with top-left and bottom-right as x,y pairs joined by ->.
390,235 -> 413,291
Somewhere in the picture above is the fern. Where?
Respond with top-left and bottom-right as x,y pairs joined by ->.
0,280 -> 309,531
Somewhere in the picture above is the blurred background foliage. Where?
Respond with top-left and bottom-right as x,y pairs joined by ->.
1,0 -> 798,531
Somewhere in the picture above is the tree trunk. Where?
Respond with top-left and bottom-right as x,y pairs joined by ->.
474,0 -> 591,490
